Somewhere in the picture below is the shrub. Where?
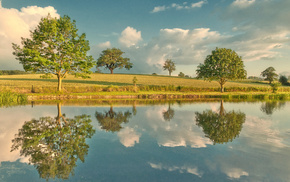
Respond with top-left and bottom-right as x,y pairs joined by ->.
270,82 -> 281,93
279,75 -> 288,86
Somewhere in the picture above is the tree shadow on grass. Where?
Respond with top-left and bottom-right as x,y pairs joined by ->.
0,78 -> 132,86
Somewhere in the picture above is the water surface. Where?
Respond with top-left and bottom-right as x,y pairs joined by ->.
1,100 -> 289,181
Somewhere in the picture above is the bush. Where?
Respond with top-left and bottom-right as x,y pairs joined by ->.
270,82 -> 281,93
178,72 -> 185,77
279,75 -> 288,86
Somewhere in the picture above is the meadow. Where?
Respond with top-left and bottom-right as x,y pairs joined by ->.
0,73 -> 290,101
0,73 -> 269,91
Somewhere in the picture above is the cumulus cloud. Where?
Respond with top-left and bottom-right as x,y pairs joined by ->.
0,5 -> 59,70
119,26 -> 142,47
142,106 -> 212,148
223,0 -> 290,62
0,106 -> 57,165
122,27 -> 226,75
225,168 -> 249,179
231,0 -> 256,8
151,1 -> 207,13
117,127 -> 140,147
89,1 -> 290,75
97,41 -> 111,49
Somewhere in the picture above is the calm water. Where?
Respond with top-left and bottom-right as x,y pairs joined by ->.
0,100 -> 290,182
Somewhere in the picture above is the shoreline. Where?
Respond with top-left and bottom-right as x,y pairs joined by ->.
26,92 -> 290,101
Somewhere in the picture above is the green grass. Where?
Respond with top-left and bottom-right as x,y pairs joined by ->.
1,73 -> 290,101
0,73 -> 271,92
0,91 -> 27,106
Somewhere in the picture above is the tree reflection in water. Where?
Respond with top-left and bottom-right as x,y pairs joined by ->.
162,104 -> 175,121
95,106 -> 132,132
260,101 -> 286,115
11,103 -> 95,180
195,100 -> 246,144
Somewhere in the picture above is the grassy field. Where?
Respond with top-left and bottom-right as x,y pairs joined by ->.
0,73 -> 290,101
0,73 -> 270,90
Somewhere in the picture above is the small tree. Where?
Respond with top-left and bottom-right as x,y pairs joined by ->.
270,82 -> 281,93
196,47 -> 247,92
178,72 -> 185,77
261,67 -> 278,84
163,59 -> 176,76
279,75 -> 288,86
12,15 -> 94,91
97,48 -> 132,74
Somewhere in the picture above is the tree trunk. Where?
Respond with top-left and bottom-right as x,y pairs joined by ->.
219,100 -> 224,116
110,69 -> 114,74
57,75 -> 62,91
169,71 -> 171,76
220,84 -> 224,93
56,102 -> 62,125
219,78 -> 226,93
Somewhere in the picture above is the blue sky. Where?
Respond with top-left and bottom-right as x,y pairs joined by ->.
1,0 -> 290,76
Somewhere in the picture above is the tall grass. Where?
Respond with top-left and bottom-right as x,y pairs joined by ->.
0,91 -> 27,107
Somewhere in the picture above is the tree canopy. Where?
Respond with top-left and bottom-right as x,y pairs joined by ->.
97,48 -> 132,74
95,106 -> 132,132
11,103 -> 95,180
162,105 -> 175,121
196,47 -> 247,92
195,101 -> 246,144
178,72 -> 185,77
12,15 -> 94,91
163,59 -> 176,76
260,101 -> 285,115
261,67 -> 278,84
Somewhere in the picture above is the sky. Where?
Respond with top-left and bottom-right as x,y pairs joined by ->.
1,0 -> 290,77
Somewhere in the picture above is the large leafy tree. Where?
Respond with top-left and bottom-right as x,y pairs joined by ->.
196,48 -> 247,92
97,48 -> 132,74
11,103 -> 95,180
12,15 -> 94,91
261,67 -> 278,84
195,101 -> 246,144
163,59 -> 176,76
95,106 -> 132,132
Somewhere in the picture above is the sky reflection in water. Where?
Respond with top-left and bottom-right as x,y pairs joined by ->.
1,101 -> 290,182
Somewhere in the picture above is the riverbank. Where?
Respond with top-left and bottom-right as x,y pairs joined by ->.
26,91 -> 290,101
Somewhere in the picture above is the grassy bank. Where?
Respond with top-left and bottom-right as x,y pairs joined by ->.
0,91 -> 27,106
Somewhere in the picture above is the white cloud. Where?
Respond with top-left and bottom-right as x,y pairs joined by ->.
0,5 -> 59,70
232,0 -> 256,8
191,0 -> 207,8
148,162 -> 203,177
122,27 -> 225,74
97,41 -> 111,49
151,1 -> 207,13
225,168 -> 249,179
151,5 -> 167,13
142,106 -> 212,148
119,26 -> 142,47
241,115 -> 287,149
117,127 -> 140,147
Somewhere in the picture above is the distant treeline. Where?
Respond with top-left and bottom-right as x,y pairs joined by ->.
0,70 -> 29,75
